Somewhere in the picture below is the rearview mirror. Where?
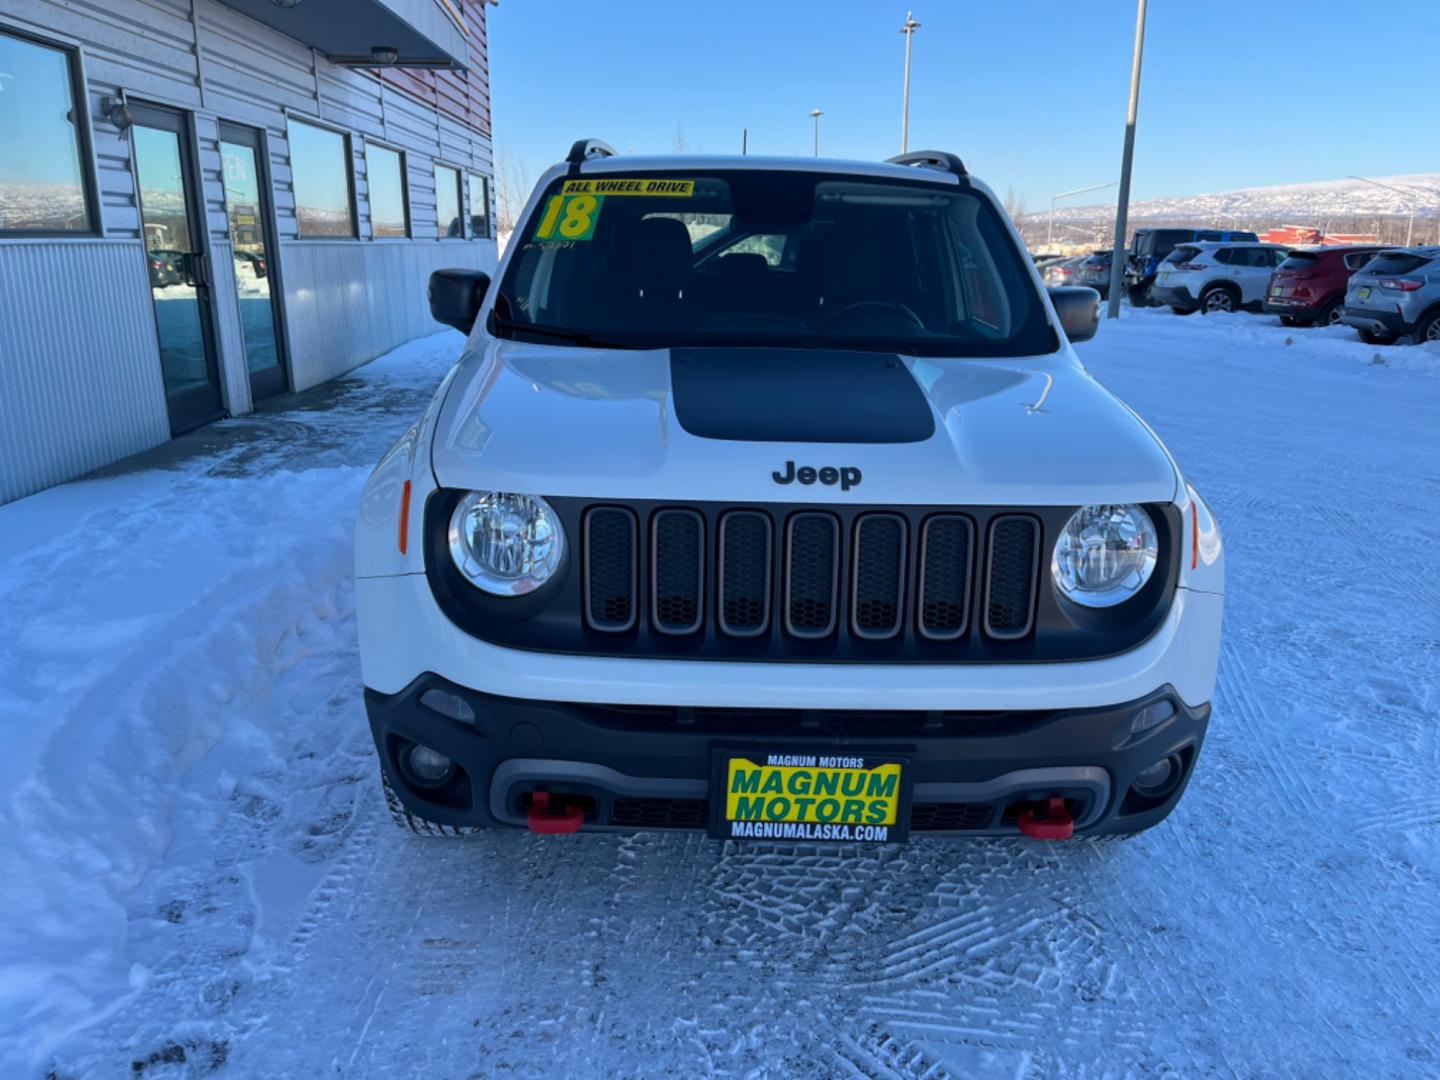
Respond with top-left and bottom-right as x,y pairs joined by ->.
428,269 -> 491,335
1048,286 -> 1101,344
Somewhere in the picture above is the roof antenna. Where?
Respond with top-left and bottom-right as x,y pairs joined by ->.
742,128 -> 748,155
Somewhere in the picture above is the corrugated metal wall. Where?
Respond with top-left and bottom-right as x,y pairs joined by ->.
0,0 -> 495,505
0,242 -> 170,505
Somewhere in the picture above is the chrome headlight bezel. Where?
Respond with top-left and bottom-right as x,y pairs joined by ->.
1050,503 -> 1158,609
447,490 -> 565,596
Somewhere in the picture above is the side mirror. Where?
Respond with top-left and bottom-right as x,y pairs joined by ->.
428,268 -> 491,335
1048,285 -> 1101,344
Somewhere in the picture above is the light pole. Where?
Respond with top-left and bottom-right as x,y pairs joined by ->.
899,11 -> 921,153
1105,0 -> 1148,319
1048,182 -> 1117,248
1347,174 -> 1431,247
810,108 -> 823,157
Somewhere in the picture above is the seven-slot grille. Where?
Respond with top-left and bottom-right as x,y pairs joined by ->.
583,504 -> 1040,646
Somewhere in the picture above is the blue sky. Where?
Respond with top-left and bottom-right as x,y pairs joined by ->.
489,1 -> 1440,210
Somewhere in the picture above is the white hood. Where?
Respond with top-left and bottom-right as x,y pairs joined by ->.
429,336 -> 1180,507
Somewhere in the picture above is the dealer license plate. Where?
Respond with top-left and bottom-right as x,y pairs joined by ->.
1358,286 -> 1372,300
711,751 -> 911,843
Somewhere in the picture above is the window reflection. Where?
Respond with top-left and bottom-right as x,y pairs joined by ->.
468,173 -> 490,239
436,164 -> 461,238
368,144 -> 408,238
289,119 -> 354,237
221,139 -> 280,377
0,31 -> 90,232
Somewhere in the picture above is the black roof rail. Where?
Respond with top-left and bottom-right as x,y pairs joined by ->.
885,150 -> 968,181
566,138 -> 617,171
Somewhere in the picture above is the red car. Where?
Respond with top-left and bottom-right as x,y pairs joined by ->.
1263,246 -> 1382,327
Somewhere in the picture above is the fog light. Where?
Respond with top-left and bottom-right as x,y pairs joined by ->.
1130,700 -> 1176,735
1131,753 -> 1182,799
407,744 -> 453,785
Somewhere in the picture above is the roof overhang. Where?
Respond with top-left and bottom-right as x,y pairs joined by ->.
215,0 -> 469,71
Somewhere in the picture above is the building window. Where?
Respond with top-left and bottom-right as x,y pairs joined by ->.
288,118 -> 354,237
0,29 -> 94,235
468,173 -> 490,239
366,143 -> 408,238
435,163 -> 462,239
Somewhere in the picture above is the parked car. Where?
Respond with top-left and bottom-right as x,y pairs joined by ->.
1263,246 -> 1383,326
1340,246 -> 1440,345
1042,256 -> 1085,286
1125,228 -> 1259,306
146,249 -> 185,288
1075,250 -> 1113,298
1150,242 -> 1290,314
355,140 -> 1224,845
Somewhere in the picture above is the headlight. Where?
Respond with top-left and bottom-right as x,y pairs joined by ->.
448,491 -> 564,595
1051,504 -> 1157,608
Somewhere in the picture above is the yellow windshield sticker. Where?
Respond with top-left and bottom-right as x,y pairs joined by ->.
532,193 -> 602,241
725,758 -> 901,827
561,178 -> 695,197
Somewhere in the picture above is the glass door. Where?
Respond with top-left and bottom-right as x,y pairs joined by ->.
219,123 -> 289,403
131,104 -> 224,435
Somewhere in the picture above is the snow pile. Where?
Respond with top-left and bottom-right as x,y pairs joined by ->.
0,332 -> 463,1074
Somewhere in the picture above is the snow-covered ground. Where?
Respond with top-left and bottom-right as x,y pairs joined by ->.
1,317 -> 1436,1078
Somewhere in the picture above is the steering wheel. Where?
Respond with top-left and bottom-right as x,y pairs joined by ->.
819,300 -> 925,333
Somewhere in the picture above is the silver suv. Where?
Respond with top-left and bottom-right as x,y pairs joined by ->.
1341,247 -> 1440,345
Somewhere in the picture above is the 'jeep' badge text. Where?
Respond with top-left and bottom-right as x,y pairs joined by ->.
772,461 -> 862,491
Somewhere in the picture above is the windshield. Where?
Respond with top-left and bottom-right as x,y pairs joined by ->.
494,170 -> 1055,357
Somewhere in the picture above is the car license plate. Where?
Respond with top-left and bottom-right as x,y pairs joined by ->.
1358,286 -> 1372,300
1271,286 -> 1289,297
1159,272 -> 1169,281
711,750 -> 911,843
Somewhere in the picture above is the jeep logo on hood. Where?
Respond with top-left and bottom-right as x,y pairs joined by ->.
773,460 -> 862,491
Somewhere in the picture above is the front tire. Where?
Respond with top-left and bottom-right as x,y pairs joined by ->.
1199,285 -> 1237,314
1127,285 -> 1151,307
382,770 -> 481,836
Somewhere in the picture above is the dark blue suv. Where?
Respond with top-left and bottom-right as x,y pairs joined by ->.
1125,227 -> 1258,305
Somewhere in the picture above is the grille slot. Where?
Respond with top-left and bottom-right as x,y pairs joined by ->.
918,515 -> 973,640
910,801 -> 996,831
651,509 -> 704,634
718,511 -> 772,637
984,515 -> 1040,639
583,507 -> 638,632
609,797 -> 710,830
851,514 -> 907,640
784,513 -> 840,638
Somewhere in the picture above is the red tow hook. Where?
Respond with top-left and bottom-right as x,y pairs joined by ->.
526,790 -> 584,835
1017,797 -> 1074,840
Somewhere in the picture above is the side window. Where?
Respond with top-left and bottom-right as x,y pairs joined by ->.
289,119 -> 355,237
0,29 -> 95,234
1266,249 -> 1288,267
1213,249 -> 1233,266
1345,251 -> 1373,271
725,233 -> 786,267
366,143 -> 408,238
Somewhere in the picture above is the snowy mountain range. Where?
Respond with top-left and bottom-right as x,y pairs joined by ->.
1026,173 -> 1440,231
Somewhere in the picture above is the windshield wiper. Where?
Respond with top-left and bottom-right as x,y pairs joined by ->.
491,317 -> 627,349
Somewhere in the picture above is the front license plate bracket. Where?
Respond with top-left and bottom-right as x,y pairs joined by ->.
709,748 -> 913,843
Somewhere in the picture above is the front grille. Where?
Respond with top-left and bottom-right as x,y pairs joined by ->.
910,801 -> 995,831
580,503 -> 1051,652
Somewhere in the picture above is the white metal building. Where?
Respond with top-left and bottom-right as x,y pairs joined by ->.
0,0 -> 497,504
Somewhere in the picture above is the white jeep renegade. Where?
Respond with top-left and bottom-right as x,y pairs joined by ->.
354,141 -> 1224,843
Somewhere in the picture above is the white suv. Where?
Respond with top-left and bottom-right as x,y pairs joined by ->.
354,141 -> 1224,845
1150,241 -> 1291,315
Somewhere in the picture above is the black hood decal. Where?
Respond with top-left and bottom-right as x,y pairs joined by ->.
669,348 -> 936,444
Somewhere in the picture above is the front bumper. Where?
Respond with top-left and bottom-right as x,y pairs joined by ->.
368,676 -> 1210,837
